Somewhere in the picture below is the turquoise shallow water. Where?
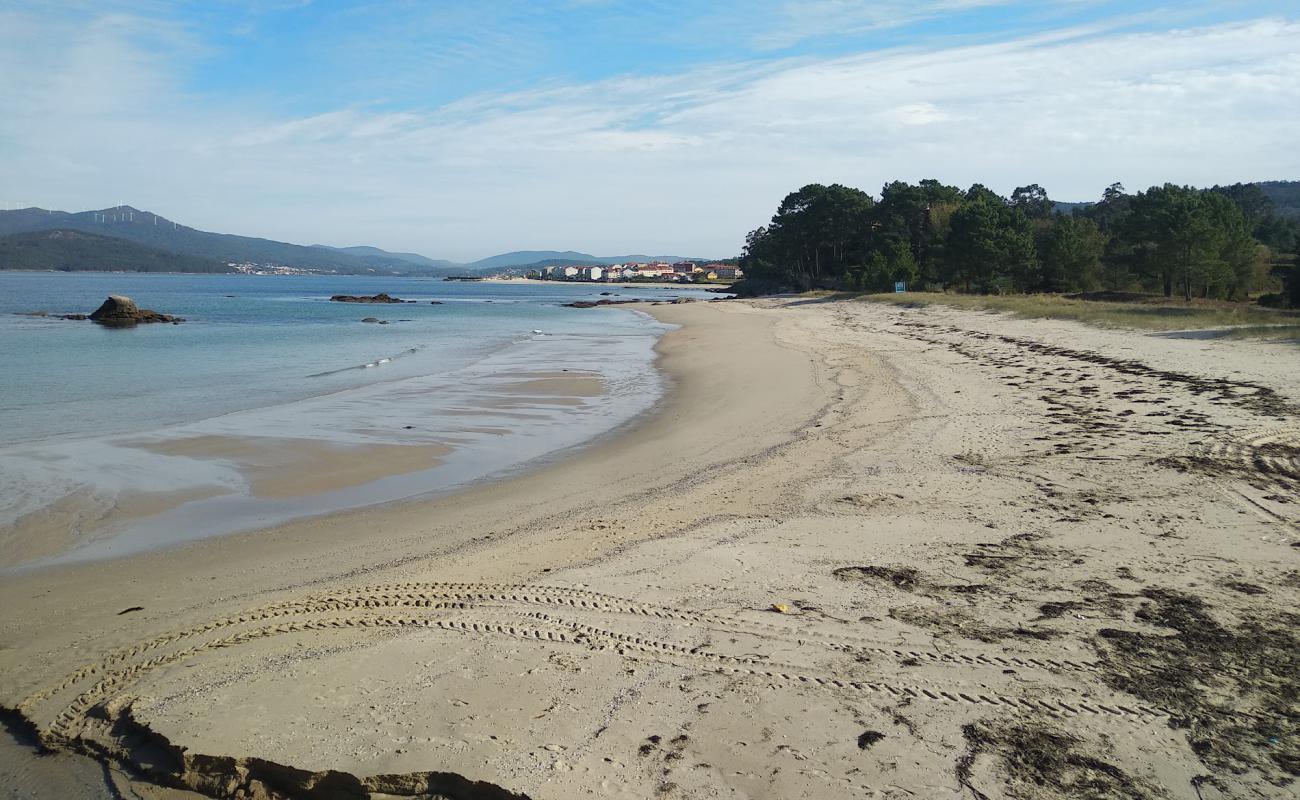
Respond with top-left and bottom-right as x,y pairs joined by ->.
0,272 -> 707,445
0,272 -> 719,566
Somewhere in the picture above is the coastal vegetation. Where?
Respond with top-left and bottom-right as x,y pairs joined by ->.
739,180 -> 1300,307
863,291 -> 1300,339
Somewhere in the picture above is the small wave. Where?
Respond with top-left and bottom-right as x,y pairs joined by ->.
307,347 -> 420,378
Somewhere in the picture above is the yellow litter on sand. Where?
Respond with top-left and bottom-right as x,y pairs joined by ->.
770,603 -> 791,614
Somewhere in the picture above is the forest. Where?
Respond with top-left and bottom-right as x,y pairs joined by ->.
0,229 -> 231,273
739,180 -> 1300,306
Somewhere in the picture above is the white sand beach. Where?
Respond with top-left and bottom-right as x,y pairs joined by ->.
1,297 -> 1297,799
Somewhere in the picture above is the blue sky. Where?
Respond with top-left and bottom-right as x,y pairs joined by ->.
2,1 -> 1298,260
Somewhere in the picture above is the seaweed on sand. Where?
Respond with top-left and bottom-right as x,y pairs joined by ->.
955,720 -> 1165,800
1094,588 -> 1300,787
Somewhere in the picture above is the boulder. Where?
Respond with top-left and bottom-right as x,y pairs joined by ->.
87,295 -> 184,326
329,293 -> 404,304
361,317 -> 382,323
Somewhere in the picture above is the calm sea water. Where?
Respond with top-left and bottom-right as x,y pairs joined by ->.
0,272 -> 718,565
0,272 -> 712,444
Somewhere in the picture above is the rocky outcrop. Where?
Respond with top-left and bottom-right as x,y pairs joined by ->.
329,293 -> 410,304
563,299 -> 640,309
87,295 -> 184,326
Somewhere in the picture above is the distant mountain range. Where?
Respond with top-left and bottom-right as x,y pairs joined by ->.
0,206 -> 458,274
312,244 -> 459,271
0,206 -> 712,275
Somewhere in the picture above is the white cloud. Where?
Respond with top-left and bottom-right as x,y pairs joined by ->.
1,13 -> 1298,260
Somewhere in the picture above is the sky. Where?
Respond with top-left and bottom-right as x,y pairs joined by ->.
1,1 -> 1298,262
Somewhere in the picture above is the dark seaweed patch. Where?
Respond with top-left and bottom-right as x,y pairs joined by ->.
956,720 -> 1165,800
1094,588 -> 1300,785
832,565 -> 922,591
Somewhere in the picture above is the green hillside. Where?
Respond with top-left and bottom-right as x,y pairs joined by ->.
0,229 -> 231,273
1255,180 -> 1300,219
0,207 -> 456,274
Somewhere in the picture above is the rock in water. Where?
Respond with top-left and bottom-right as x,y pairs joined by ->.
92,295 -> 137,317
329,293 -> 405,304
87,295 -> 184,326
562,298 -> 640,308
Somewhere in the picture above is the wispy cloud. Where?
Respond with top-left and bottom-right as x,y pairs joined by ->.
748,0 -> 1021,49
1,6 -> 1297,260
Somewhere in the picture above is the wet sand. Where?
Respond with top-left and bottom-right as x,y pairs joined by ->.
0,360 -> 643,568
1,298 -> 1298,799
133,436 -> 455,500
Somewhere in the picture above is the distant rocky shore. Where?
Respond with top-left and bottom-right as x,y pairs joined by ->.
564,297 -> 699,309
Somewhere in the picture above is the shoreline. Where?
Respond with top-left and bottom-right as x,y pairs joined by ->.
0,299 -> 816,666
0,300 -> 799,582
0,300 -> 678,570
2,297 -> 1297,798
0,301 -> 798,795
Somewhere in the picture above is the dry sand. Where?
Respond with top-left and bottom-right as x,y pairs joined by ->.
0,297 -> 1297,799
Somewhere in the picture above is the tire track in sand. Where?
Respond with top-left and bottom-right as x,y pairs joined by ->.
23,582 -> 1177,752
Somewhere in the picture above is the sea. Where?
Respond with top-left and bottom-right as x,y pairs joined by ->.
0,271 -> 720,568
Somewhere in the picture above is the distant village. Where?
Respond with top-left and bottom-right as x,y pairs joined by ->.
218,258 -> 744,281
527,261 -> 743,282
228,261 -> 319,276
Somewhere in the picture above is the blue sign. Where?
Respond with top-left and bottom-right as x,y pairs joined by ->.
894,281 -> 906,293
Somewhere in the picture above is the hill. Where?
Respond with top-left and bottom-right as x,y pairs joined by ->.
313,244 -> 458,271
466,251 -> 713,270
0,207 -> 458,275
466,251 -> 600,270
1053,200 -> 1091,214
0,229 -> 230,273
1255,180 -> 1300,219
0,208 -> 712,274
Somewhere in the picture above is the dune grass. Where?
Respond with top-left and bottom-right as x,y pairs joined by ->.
860,292 -> 1300,340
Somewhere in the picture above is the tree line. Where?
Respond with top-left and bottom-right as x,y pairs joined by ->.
739,180 -> 1299,305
